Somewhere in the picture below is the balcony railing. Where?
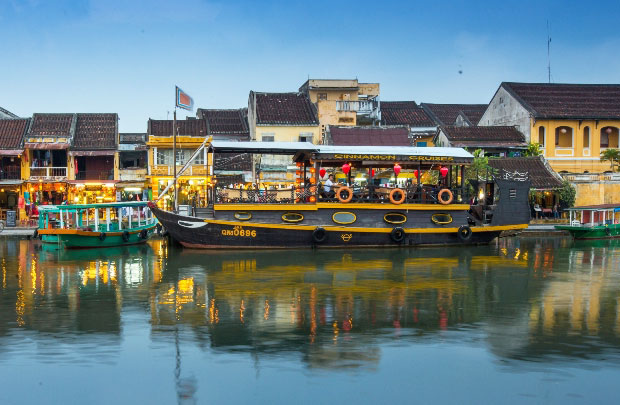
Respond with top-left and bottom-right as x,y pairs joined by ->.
30,167 -> 67,181
151,165 -> 207,176
75,170 -> 114,181
336,100 -> 377,113
0,166 -> 20,180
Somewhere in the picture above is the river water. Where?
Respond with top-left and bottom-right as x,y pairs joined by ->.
1,237 -> 620,404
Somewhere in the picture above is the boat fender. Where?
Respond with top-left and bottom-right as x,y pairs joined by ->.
312,227 -> 327,243
457,225 -> 472,241
140,229 -> 149,239
336,187 -> 353,203
99,232 -> 107,241
390,227 -> 406,243
438,189 -> 454,205
122,231 -> 130,242
389,188 -> 406,205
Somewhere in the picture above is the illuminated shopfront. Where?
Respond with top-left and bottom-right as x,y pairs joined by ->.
152,177 -> 212,210
68,183 -> 117,204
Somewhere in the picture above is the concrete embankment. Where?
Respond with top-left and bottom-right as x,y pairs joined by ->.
520,223 -> 569,236
0,228 -> 37,238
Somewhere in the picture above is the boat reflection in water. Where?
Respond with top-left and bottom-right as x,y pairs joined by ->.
2,238 -> 620,370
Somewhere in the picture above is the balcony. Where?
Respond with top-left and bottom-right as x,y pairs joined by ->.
335,100 -> 380,120
151,165 -> 208,176
30,167 -> 67,181
75,170 -> 114,181
0,166 -> 20,180
119,168 -> 147,182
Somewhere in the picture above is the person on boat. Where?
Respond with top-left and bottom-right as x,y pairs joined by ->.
553,203 -> 559,219
322,174 -> 335,199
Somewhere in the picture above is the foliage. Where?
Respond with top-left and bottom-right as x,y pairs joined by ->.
558,180 -> 576,209
600,148 -> 620,172
463,149 -> 497,197
524,142 -> 542,157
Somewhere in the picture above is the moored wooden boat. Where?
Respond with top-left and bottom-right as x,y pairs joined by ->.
555,204 -> 620,239
149,142 -> 532,249
37,201 -> 157,249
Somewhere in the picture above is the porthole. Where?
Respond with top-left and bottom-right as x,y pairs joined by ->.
282,212 -> 304,223
234,212 -> 252,221
332,212 -> 356,225
384,212 -> 407,224
431,213 -> 453,225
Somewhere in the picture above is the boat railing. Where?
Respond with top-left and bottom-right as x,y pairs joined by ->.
214,185 -> 469,205
42,205 -> 156,232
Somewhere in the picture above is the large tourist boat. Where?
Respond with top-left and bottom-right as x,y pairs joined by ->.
555,204 -> 620,239
148,141 -> 531,249
37,201 -> 157,248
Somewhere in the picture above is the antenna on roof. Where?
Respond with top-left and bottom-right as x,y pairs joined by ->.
547,20 -> 552,83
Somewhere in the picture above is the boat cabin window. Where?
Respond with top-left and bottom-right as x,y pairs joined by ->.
282,212 -> 304,223
384,213 -> 407,224
234,212 -> 252,221
431,213 -> 453,225
332,212 -> 356,224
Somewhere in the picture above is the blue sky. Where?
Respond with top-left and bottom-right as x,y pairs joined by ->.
2,0 -> 620,132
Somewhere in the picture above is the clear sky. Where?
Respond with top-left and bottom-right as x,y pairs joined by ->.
2,0 -> 620,132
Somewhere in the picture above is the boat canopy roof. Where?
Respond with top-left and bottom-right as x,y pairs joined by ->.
56,201 -> 150,210
209,141 -> 473,165
565,203 -> 620,211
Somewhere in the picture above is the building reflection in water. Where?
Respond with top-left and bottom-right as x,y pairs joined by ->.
2,237 -> 620,372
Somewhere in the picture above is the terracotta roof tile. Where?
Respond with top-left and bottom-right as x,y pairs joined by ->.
421,103 -> 488,125
488,156 -> 563,189
254,92 -> 318,126
381,101 -> 435,127
30,113 -> 75,137
441,126 -> 527,147
0,118 -> 29,149
72,113 -> 117,150
197,108 -> 250,139
148,119 -> 208,137
329,126 -> 410,146
502,82 -> 620,119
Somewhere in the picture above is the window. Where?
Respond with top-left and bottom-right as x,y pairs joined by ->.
555,126 -> 573,147
156,149 -> 172,165
431,213 -> 453,225
299,132 -> 314,143
282,212 -> 304,223
601,127 -> 618,148
332,212 -> 356,224
509,189 -> 517,198
234,212 -> 252,221
583,126 -> 590,148
318,93 -> 327,100
416,141 -> 427,147
261,133 -> 275,142
538,126 -> 545,147
384,213 -> 407,224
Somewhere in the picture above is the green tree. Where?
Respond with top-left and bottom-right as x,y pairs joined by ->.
558,180 -> 576,209
524,142 -> 542,157
600,148 -> 620,171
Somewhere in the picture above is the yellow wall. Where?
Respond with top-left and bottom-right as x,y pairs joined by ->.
256,125 -> 320,144
574,182 -> 620,206
532,119 -> 620,173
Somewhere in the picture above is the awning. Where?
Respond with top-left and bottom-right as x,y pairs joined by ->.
116,181 -> 147,188
70,150 -> 116,156
24,143 -> 69,150
0,180 -> 23,185
67,180 -> 119,185
0,149 -> 24,156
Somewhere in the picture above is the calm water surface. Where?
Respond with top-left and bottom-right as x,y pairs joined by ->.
1,237 -> 620,404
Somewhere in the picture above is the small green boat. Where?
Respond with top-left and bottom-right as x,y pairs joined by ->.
555,204 -> 620,239
37,201 -> 157,249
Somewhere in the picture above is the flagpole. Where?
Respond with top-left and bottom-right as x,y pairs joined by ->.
173,108 -> 178,212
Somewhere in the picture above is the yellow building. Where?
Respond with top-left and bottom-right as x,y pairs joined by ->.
146,118 -> 211,210
299,79 -> 380,140
479,82 -> 620,174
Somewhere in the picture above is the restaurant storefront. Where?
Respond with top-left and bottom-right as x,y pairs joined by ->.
68,182 -> 117,205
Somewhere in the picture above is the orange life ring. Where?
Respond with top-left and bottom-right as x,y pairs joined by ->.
336,186 -> 353,203
438,189 -> 453,205
389,188 -> 406,205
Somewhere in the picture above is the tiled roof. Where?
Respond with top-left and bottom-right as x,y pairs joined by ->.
72,114 -> 117,150
502,82 -> 620,119
198,108 -> 250,139
329,126 -> 410,146
488,156 -> 563,189
421,103 -> 488,125
0,119 -> 29,149
441,126 -> 526,147
148,119 -> 208,137
0,107 -> 18,119
30,113 -> 75,137
381,101 -> 435,127
254,92 -> 318,126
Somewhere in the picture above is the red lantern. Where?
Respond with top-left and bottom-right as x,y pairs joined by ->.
413,169 -> 418,178
393,163 -> 401,176
319,168 -> 326,178
371,169 -> 375,177
440,167 -> 449,177
342,163 -> 351,175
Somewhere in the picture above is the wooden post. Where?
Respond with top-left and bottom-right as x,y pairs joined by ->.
106,208 -> 110,231
95,208 -> 99,232
118,208 -> 122,230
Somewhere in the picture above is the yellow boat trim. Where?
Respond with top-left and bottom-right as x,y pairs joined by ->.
202,219 -> 527,233
213,203 -> 470,211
